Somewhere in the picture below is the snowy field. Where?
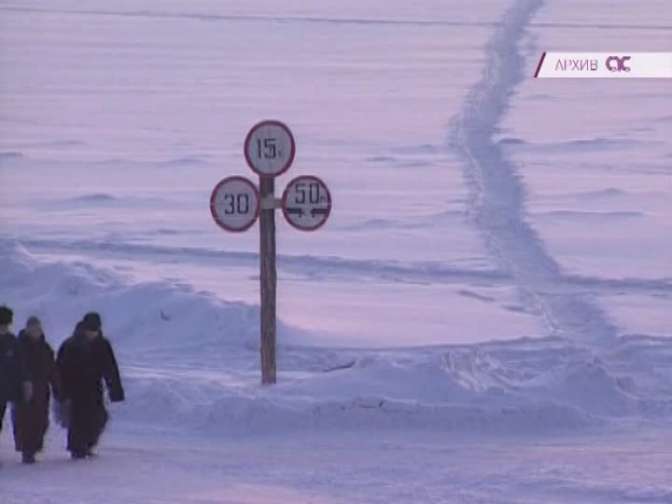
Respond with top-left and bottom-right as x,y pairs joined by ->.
1,0 -> 671,502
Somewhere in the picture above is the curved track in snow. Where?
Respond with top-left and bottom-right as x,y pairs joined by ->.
16,238 -> 672,296
450,0 -> 618,344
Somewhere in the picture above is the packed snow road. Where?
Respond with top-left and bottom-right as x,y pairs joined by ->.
3,426 -> 672,504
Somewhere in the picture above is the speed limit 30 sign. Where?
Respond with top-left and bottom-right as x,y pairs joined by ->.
210,176 -> 260,232
282,175 -> 332,231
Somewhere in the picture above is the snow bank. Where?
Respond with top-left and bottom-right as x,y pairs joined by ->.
2,241 -> 671,436
0,241 -> 266,353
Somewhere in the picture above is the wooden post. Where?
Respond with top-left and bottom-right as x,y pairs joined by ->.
258,176 -> 277,385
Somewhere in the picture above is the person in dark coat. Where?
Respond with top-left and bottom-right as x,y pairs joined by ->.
0,306 -> 21,439
56,312 -> 125,459
12,317 -> 60,464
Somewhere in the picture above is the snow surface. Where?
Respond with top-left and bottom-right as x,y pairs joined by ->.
1,0 -> 671,502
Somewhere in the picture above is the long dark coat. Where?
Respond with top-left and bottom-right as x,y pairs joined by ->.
57,331 -> 124,454
0,331 -> 20,432
12,330 -> 60,454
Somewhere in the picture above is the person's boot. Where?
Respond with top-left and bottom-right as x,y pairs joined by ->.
70,450 -> 87,460
22,452 -> 36,464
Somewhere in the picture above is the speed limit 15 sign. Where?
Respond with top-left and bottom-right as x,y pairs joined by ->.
244,120 -> 296,177
282,175 -> 332,231
210,176 -> 260,232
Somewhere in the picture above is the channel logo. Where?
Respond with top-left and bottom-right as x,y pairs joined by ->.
606,55 -> 631,73
534,52 -> 672,78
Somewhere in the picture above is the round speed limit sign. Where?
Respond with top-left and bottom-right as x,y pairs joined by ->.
244,120 -> 296,177
282,175 -> 332,231
210,176 -> 260,232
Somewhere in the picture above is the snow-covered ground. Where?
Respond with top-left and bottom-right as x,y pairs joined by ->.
4,425 -> 672,504
1,0 -> 671,502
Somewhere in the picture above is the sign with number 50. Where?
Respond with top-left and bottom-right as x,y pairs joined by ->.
282,175 -> 332,231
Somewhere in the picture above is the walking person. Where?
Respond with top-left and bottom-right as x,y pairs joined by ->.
12,317 -> 60,464
0,306 -> 21,453
56,312 -> 124,459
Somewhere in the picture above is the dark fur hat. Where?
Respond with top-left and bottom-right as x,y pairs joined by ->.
0,305 -> 13,326
82,312 -> 102,331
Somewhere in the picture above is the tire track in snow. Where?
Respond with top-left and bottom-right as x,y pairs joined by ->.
450,0 -> 618,343
0,6 -> 496,28
10,238 -> 672,296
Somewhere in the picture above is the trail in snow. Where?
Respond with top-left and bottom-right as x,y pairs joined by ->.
0,5 -> 497,28
19,238 -> 672,296
450,0 -> 618,344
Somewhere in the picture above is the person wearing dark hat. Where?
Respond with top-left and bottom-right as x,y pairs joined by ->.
56,312 -> 124,459
0,305 -> 21,446
12,316 -> 60,464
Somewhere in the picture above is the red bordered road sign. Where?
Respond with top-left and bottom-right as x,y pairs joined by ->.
244,120 -> 296,178
282,175 -> 332,231
210,176 -> 260,232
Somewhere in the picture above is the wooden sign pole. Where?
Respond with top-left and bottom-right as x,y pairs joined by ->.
259,176 -> 277,385
234,120 -> 328,385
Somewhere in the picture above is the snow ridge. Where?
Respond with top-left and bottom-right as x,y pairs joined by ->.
450,0 -> 618,344
3,240 -> 672,435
